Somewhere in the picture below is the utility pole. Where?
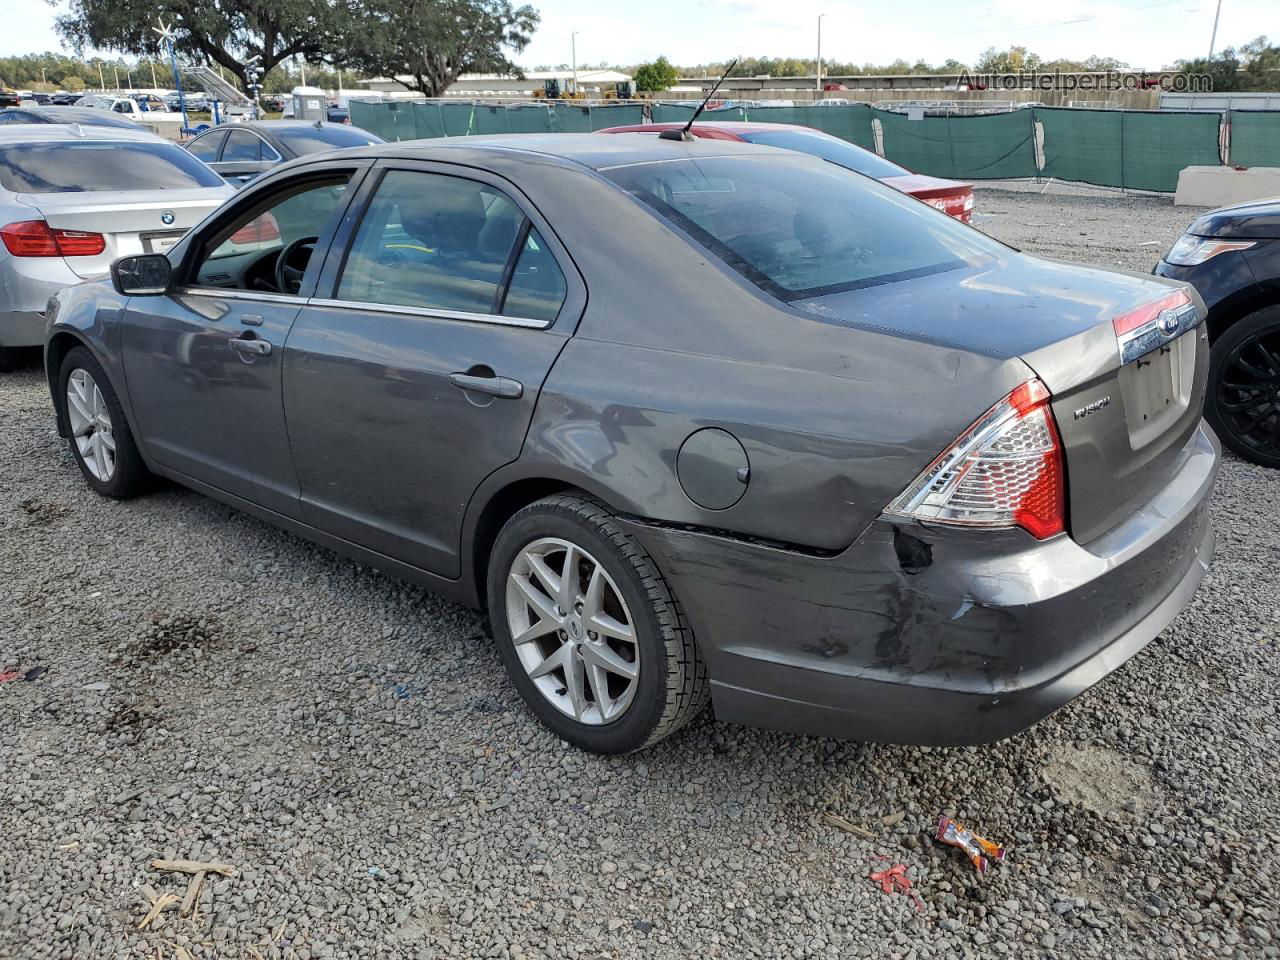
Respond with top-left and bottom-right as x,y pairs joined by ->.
571,32 -> 578,96
300,56 -> 307,86
112,64 -> 119,90
816,14 -> 824,92
337,67 -> 343,95
1208,0 -> 1223,57
151,60 -> 157,88
98,61 -> 105,90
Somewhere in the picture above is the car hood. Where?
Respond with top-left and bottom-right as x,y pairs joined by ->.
792,250 -> 1188,394
1185,196 -> 1280,240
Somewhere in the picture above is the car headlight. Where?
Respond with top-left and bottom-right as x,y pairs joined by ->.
1164,234 -> 1254,267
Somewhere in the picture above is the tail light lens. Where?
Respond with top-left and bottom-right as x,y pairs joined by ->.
1,220 -> 106,257
229,212 -> 280,246
884,379 -> 1065,540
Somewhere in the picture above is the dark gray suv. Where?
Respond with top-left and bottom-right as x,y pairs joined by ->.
44,135 -> 1219,753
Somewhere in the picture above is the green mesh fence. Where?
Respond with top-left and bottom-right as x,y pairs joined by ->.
1036,108 -> 1221,192
353,101 -> 648,139
1230,111 -> 1280,168
876,108 -> 1038,180
652,103 -> 748,123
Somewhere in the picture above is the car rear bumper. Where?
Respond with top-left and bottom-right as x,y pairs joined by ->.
0,256 -> 80,348
624,421 -> 1219,746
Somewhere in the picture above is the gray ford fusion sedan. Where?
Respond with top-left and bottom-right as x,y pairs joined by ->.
44,134 -> 1219,753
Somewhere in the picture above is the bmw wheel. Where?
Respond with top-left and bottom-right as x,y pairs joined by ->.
58,346 -> 150,498
1206,306 -> 1280,469
487,494 -> 709,753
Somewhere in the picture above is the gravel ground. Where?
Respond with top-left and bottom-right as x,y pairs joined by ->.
2,187 -> 1279,960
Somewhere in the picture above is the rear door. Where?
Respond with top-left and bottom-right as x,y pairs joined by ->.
283,160 -> 583,577
213,129 -> 271,186
120,164 -> 367,517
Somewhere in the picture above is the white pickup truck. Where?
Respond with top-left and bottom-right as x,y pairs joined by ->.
74,94 -> 185,124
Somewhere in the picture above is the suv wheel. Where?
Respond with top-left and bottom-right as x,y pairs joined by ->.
1206,306 -> 1280,469
487,494 -> 709,753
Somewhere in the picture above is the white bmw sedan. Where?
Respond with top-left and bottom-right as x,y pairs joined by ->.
0,124 -> 233,369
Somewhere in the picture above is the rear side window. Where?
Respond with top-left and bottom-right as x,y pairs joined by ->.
604,155 -> 1003,300
336,170 -> 523,314
0,141 -> 226,193
221,130 -> 262,163
502,228 -> 566,323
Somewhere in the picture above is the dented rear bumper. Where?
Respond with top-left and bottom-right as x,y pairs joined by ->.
623,421 -> 1219,746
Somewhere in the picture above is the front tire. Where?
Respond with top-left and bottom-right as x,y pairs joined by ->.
487,494 -> 709,753
1205,306 -> 1280,469
58,346 -> 150,498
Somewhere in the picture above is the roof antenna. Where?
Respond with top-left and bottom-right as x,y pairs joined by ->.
659,58 -> 738,141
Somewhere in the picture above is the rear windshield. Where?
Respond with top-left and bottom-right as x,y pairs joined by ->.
271,124 -> 383,154
604,155 -> 1003,300
736,129 -> 911,180
0,140 -> 225,193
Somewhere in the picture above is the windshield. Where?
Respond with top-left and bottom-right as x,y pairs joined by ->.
604,154 -> 1003,301
0,140 -> 225,193
271,124 -> 383,154
736,129 -> 911,180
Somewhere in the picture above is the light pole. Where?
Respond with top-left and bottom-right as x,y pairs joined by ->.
816,14 -> 824,93
1208,0 -> 1223,56
571,31 -> 578,96
150,60 -> 157,88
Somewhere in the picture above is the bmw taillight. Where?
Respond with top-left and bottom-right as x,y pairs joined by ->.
884,379 -> 1065,540
1,220 -> 106,257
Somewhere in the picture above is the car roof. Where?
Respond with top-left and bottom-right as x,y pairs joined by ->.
315,132 -> 795,172
0,123 -> 167,144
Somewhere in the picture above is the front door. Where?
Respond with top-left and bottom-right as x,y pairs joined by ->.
120,169 -> 361,517
284,162 -> 583,577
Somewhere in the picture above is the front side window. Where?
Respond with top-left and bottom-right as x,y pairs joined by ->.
186,130 -> 225,162
336,170 -> 526,314
191,176 -> 351,293
0,141 -> 226,194
604,155 -> 1005,301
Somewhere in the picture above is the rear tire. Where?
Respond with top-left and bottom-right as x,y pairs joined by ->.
58,346 -> 151,498
1205,306 -> 1280,469
486,494 -> 709,753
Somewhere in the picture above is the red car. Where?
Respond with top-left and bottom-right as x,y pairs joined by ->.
596,121 -> 975,223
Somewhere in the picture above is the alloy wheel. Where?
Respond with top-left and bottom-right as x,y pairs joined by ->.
505,537 -> 640,725
1217,326 -> 1280,458
66,368 -> 116,482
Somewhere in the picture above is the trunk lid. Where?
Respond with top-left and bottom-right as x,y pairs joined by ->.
882,174 -> 974,221
17,188 -> 231,279
795,253 -> 1209,543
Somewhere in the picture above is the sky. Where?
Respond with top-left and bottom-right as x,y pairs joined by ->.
2,0 -> 1272,72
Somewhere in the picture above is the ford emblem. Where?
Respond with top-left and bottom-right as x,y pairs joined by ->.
1157,309 -> 1180,336
161,210 -> 175,225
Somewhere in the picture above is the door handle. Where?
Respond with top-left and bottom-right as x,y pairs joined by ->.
229,336 -> 271,357
448,372 -> 523,399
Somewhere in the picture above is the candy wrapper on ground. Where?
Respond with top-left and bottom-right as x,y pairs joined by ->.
935,816 -> 1007,872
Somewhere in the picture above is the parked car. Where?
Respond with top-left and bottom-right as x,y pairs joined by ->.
0,125 -> 233,369
1156,197 -> 1280,467
0,87 -> 19,109
50,93 -> 83,106
597,121 -> 976,222
45,135 -> 1218,753
326,105 -> 351,124
182,120 -> 383,186
0,106 -> 142,129
73,94 -> 182,123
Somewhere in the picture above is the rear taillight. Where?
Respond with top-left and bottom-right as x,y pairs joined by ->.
1112,289 -> 1197,364
884,378 -> 1065,540
229,212 -> 280,245
1,220 -> 105,257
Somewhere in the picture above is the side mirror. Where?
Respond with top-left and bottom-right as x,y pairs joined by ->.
111,254 -> 171,296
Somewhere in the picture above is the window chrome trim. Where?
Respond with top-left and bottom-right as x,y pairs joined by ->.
306,297 -> 551,329
175,286 -> 304,305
